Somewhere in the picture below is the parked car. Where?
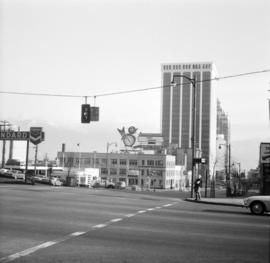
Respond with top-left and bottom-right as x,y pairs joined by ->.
115,181 -> 126,189
11,170 -> 25,180
0,168 -> 9,175
243,195 -> 270,215
50,176 -> 63,186
131,185 -> 141,191
92,182 -> 105,188
34,175 -> 47,182
0,168 -> 13,178
25,174 -> 35,185
106,182 -> 115,189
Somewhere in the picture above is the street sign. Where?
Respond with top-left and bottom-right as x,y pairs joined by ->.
193,158 -> 207,164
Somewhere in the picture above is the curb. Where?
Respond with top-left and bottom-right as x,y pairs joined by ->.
185,198 -> 244,207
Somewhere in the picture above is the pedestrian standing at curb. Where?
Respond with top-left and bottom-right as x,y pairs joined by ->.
194,175 -> 202,201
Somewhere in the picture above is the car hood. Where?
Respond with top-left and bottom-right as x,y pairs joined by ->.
245,195 -> 270,201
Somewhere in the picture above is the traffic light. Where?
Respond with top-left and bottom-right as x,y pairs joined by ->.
81,104 -> 91,123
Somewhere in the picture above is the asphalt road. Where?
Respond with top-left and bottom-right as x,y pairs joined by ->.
0,184 -> 269,263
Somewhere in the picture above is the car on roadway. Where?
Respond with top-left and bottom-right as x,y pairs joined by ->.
243,195 -> 270,215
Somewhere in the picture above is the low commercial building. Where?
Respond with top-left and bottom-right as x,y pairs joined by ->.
57,151 -> 185,190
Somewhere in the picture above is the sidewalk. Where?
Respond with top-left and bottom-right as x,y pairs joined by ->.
185,197 -> 244,207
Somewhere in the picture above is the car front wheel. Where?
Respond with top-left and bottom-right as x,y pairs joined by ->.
250,201 -> 265,215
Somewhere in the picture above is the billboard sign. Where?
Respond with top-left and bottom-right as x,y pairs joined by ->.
30,127 -> 44,145
0,131 -> 29,140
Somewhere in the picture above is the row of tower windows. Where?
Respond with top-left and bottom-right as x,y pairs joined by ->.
163,64 -> 211,71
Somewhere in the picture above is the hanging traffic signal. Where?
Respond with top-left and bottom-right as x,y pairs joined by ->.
81,104 -> 91,123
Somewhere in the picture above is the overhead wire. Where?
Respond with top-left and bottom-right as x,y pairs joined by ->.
0,69 -> 269,99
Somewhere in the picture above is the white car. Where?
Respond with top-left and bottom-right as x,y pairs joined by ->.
11,170 -> 25,180
243,195 -> 270,215
50,177 -> 63,186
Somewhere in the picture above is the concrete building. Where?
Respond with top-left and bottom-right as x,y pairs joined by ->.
161,62 -> 218,177
57,151 -> 186,190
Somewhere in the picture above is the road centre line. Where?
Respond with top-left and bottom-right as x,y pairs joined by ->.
0,202 -> 177,263
110,218 -> 123,223
70,232 -> 86,237
137,210 -> 146,213
0,241 -> 57,263
92,224 -> 107,229
125,213 -> 136,217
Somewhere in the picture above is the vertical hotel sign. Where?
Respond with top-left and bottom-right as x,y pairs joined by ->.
260,142 -> 270,195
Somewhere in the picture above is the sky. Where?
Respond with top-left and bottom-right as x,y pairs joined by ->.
0,0 -> 270,170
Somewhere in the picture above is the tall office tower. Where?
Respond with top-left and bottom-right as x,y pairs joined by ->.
161,62 -> 218,176
217,99 -> 230,143
216,99 -> 230,175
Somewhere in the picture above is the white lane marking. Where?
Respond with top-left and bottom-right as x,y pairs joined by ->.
0,241 -> 57,263
70,232 -> 86,237
110,218 -> 123,223
163,204 -> 173,207
0,202 -> 177,262
125,213 -> 135,217
92,224 -> 107,229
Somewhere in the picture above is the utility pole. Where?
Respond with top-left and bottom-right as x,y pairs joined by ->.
34,145 -> 38,176
0,121 -> 12,168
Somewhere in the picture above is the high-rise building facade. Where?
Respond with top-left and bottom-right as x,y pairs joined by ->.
161,62 -> 218,175
216,99 -> 230,180
217,99 -> 230,143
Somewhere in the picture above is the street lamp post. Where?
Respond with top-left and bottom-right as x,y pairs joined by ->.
0,121 -> 12,168
232,161 -> 241,195
106,142 -> 117,184
171,75 -> 196,198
